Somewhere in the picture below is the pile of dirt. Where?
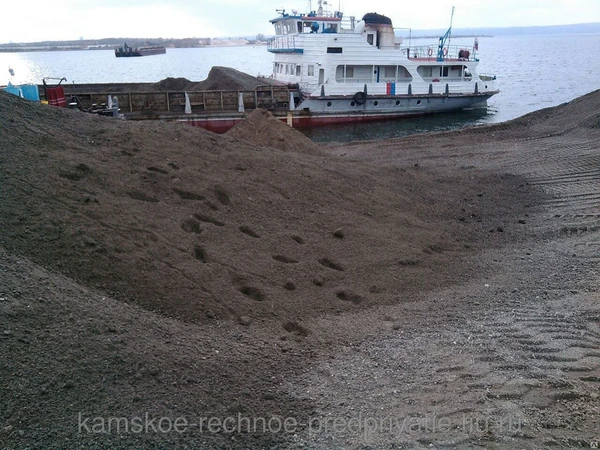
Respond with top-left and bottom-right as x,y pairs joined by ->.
226,109 -> 323,155
0,90 -> 530,324
3,89 -> 600,448
153,76 -> 197,91
193,66 -> 273,91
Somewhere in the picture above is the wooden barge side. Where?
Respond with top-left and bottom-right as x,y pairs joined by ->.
39,83 -> 298,116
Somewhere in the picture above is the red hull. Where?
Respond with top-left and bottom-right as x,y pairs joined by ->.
180,111 -> 426,133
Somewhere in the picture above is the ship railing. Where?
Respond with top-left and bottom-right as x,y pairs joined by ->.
340,16 -> 357,30
318,79 -> 495,97
406,45 -> 476,61
267,35 -> 302,53
479,73 -> 497,81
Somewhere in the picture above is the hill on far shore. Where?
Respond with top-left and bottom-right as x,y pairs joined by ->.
1,22 -> 599,49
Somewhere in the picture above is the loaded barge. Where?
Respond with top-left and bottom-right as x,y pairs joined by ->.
114,43 -> 166,57
47,80 -> 298,133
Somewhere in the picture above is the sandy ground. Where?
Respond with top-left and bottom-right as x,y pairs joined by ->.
0,89 -> 599,449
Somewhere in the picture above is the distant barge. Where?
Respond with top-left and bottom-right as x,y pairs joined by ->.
115,43 -> 166,57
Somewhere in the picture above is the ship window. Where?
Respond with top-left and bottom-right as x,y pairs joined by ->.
281,21 -> 296,35
417,65 -> 443,80
419,66 -> 433,78
335,65 -> 373,83
297,22 -> 302,33
327,24 -> 338,32
285,65 -> 289,74
379,65 -> 414,82
440,66 -> 449,77
367,34 -> 374,45
335,65 -> 355,82
398,66 -> 413,81
384,66 -> 396,78
308,65 -> 315,76
327,47 -> 343,54
296,65 -> 301,76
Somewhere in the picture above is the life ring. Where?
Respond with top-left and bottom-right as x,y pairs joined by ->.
443,47 -> 448,56
427,48 -> 433,57
353,91 -> 366,105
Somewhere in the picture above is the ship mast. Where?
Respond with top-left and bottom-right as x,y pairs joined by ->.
437,6 -> 455,62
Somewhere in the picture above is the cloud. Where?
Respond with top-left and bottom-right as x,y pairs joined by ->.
1,0 -> 599,43
0,2 -> 222,42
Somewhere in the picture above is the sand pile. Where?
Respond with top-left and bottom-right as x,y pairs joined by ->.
153,77 -> 197,91
65,68 -> 276,95
226,109 -> 323,155
4,89 -> 600,449
479,88 -> 600,136
193,66 -> 273,91
0,90 -> 527,325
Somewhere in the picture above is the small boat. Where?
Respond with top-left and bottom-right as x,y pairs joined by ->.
114,43 -> 166,57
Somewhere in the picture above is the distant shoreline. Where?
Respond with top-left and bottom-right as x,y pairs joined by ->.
0,43 -> 268,53
1,22 -> 598,51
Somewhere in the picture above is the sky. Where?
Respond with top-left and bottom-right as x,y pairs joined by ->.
1,0 -> 599,43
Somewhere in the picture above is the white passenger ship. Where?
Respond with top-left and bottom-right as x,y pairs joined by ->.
268,1 -> 498,125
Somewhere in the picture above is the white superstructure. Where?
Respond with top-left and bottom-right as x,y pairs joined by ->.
268,3 -> 498,120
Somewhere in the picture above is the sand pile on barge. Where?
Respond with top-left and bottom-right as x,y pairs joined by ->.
2,89 -> 600,449
226,109 -> 322,155
67,67 -> 277,95
153,77 -> 196,91
153,68 -> 277,92
193,66 -> 277,91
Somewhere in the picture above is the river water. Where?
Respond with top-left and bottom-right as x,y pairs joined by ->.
2,33 -> 599,142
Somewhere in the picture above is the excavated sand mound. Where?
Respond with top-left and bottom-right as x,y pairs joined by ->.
0,90 -> 529,324
3,88 -> 600,449
226,109 -> 323,155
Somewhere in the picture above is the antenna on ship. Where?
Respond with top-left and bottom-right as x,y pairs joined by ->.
447,6 -> 455,49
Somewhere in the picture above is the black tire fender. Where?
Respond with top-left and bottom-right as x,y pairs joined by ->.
353,91 -> 366,105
